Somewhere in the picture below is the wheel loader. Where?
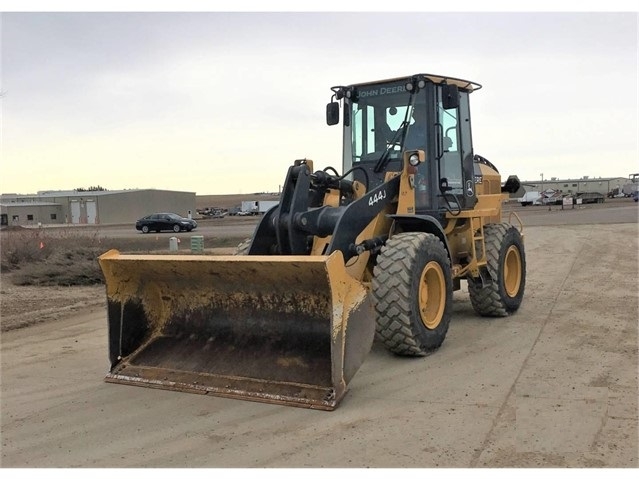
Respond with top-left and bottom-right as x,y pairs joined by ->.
99,73 -> 526,410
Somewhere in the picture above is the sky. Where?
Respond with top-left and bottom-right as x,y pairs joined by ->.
1,4 -> 637,195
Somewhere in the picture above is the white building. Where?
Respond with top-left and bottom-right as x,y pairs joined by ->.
519,176 -> 627,196
1,189 -> 195,227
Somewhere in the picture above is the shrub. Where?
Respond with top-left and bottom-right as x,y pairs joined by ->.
1,227 -> 105,285
1,226 -> 248,287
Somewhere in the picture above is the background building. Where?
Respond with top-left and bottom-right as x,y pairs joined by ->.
1,189 -> 196,226
519,176 -> 628,196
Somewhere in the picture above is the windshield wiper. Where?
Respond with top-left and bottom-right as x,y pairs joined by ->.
373,88 -> 417,174
373,120 -> 409,173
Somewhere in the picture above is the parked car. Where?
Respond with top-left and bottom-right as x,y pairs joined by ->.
197,207 -> 228,218
135,213 -> 197,234
633,191 -> 638,202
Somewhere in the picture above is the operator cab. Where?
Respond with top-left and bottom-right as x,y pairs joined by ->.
327,74 -> 481,218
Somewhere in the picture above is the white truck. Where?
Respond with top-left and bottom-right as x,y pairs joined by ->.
241,200 -> 280,215
518,191 -> 542,206
622,174 -> 639,197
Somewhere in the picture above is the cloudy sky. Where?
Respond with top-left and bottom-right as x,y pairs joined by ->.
1,6 -> 637,195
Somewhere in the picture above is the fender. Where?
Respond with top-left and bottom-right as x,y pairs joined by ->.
388,214 -> 452,260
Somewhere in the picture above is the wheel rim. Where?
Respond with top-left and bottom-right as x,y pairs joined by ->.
418,261 -> 446,329
504,245 -> 522,298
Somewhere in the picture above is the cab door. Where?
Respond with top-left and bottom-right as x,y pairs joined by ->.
436,87 -> 477,211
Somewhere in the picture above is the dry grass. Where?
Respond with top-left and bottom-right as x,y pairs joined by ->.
0,227 -> 245,287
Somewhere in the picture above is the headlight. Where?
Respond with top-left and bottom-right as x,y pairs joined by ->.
406,76 -> 426,92
408,153 -> 420,166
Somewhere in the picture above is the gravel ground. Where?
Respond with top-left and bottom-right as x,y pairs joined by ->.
1,202 -> 637,468
0,275 -> 104,332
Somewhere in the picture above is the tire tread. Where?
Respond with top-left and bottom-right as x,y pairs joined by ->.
372,232 -> 451,356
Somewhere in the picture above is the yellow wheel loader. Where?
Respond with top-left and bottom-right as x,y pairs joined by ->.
99,73 -> 526,410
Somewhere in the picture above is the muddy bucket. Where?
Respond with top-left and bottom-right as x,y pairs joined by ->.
98,249 -> 374,410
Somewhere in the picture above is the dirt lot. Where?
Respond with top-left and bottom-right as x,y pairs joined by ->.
0,280 -> 104,332
1,201 -> 637,467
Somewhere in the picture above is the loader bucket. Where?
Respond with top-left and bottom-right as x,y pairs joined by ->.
98,249 -> 374,410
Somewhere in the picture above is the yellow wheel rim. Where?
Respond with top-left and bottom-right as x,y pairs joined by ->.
504,245 -> 522,298
418,261 -> 446,330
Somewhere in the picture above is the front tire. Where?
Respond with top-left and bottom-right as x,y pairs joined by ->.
141,225 -> 149,234
173,224 -> 181,233
468,223 -> 526,317
372,232 -> 453,356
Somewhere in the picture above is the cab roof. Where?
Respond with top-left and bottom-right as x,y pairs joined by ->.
351,73 -> 482,92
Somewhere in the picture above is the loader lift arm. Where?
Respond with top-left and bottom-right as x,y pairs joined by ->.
249,160 -> 401,261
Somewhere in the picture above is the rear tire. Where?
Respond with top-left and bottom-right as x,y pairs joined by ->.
468,223 -> 526,317
173,224 -> 181,233
372,232 -> 453,356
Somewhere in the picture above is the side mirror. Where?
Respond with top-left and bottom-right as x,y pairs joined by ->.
326,102 -> 339,126
501,175 -> 522,194
442,84 -> 459,110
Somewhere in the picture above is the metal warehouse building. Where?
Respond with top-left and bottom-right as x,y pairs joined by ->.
0,189 -> 196,227
520,176 -> 627,196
